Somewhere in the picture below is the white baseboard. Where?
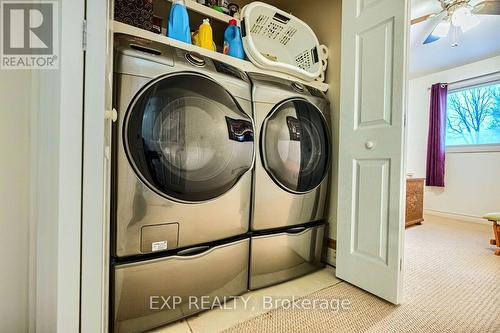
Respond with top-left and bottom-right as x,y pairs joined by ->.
424,209 -> 490,226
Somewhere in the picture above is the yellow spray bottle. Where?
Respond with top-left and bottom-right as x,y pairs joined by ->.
197,18 -> 215,51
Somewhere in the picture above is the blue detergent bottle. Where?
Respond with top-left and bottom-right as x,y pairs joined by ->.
167,0 -> 192,44
223,19 -> 245,59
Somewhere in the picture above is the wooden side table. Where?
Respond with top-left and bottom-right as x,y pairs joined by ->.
406,178 -> 425,227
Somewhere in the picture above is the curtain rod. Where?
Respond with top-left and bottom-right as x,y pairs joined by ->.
427,71 -> 500,90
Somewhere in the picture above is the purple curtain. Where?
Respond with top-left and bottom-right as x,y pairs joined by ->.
426,83 -> 447,187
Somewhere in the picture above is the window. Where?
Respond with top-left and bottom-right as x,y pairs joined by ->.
446,81 -> 500,150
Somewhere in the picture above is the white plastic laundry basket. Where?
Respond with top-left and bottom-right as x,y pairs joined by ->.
241,2 -> 322,81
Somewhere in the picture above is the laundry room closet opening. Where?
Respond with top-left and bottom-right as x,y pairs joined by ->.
108,0 -> 342,327
110,1 -> 342,330
134,0 -> 342,263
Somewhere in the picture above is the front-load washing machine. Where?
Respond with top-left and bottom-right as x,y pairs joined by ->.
113,35 -> 255,258
111,36 -> 253,332
248,73 -> 331,289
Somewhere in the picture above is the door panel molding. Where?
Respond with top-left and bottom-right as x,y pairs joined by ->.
352,159 -> 390,265
356,0 -> 385,17
355,17 -> 394,128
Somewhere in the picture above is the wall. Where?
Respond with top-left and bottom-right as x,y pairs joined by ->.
0,71 -> 31,332
0,1 -> 85,331
0,39 -> 63,333
406,55 -> 500,219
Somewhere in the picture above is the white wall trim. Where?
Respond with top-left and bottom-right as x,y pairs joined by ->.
424,209 -> 490,226
80,0 -> 113,331
56,0 -> 85,331
447,71 -> 500,92
445,144 -> 500,154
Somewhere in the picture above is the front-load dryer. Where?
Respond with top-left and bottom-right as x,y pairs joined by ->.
249,73 -> 331,232
112,35 -> 255,257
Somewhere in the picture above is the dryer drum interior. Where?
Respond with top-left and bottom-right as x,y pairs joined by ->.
124,73 -> 255,203
261,98 -> 330,194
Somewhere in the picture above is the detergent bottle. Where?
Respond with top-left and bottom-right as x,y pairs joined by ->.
223,19 -> 245,59
167,0 -> 191,44
197,19 -> 216,51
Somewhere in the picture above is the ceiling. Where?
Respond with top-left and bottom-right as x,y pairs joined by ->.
409,0 -> 500,78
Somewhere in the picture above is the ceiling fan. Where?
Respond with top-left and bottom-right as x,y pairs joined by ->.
411,0 -> 500,45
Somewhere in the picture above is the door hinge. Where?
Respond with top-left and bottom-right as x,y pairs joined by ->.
82,19 -> 87,51
105,108 -> 118,122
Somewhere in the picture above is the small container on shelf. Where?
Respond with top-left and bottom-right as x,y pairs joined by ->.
114,0 -> 153,31
211,0 -> 230,15
219,0 -> 230,14
167,0 -> 192,44
151,16 -> 162,34
228,3 -> 240,18
193,19 -> 216,51
223,19 -> 245,59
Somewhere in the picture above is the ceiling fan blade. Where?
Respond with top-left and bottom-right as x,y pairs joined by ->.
423,18 -> 451,44
411,9 -> 445,25
411,14 -> 434,25
473,1 -> 500,15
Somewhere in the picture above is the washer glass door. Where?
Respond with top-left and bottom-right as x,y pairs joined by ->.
125,73 -> 254,202
262,98 -> 329,193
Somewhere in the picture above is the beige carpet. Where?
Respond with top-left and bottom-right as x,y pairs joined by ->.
223,215 -> 500,333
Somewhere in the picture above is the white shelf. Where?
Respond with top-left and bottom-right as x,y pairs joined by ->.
166,0 -> 237,25
113,21 -> 329,92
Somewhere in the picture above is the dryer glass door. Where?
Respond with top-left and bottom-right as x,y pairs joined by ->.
262,99 -> 329,193
125,73 -> 254,202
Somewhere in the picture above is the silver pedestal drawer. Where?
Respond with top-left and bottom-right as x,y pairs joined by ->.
249,224 -> 325,290
112,238 -> 249,333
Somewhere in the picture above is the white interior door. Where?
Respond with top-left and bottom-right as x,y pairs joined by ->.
336,0 -> 409,304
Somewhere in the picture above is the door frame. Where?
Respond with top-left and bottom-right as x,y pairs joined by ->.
79,0 -> 113,331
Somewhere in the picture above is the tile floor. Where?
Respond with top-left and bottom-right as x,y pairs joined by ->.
151,266 -> 340,333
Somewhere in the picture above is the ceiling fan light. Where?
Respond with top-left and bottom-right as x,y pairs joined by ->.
451,6 -> 472,27
434,20 -> 451,37
460,14 -> 480,32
